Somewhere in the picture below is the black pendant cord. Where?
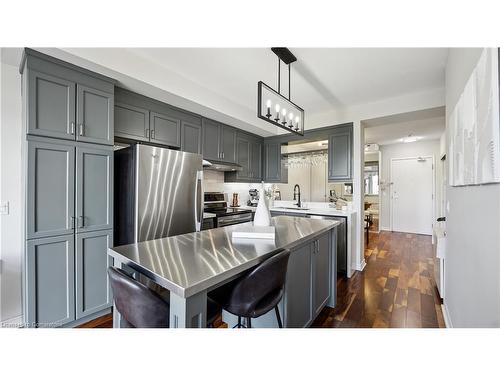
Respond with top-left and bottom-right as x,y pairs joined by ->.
288,64 -> 291,100
277,56 -> 281,94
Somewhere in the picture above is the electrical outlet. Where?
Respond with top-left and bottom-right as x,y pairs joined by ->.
0,201 -> 9,215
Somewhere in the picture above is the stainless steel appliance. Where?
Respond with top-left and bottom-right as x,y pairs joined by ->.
204,192 -> 253,227
305,214 -> 347,275
114,144 -> 203,246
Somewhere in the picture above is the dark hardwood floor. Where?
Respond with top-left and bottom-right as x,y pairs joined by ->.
311,230 -> 445,328
79,231 -> 445,329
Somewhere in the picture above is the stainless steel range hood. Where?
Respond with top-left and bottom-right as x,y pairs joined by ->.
203,159 -> 243,172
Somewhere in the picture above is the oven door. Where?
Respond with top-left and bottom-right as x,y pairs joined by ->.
216,213 -> 253,227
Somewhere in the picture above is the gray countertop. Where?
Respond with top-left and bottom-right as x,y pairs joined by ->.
108,216 -> 339,298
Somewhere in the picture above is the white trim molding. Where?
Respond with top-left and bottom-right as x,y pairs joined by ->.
441,303 -> 453,328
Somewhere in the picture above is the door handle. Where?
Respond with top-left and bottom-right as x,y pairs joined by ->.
195,170 -> 204,232
78,123 -> 84,136
69,122 -> 75,135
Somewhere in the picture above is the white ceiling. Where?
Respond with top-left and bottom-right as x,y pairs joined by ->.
129,48 -> 448,117
2,47 -> 448,137
364,107 -> 446,145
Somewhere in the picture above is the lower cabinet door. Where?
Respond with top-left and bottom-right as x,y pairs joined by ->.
75,230 -> 113,319
283,243 -> 313,327
313,233 -> 331,315
26,235 -> 75,327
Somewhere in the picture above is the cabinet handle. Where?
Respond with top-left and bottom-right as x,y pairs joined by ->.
70,216 -> 75,229
151,129 -> 155,139
69,122 -> 75,135
78,123 -> 84,136
145,128 -> 150,138
78,216 -> 85,228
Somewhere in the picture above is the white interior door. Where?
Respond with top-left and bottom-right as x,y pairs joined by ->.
391,157 -> 434,235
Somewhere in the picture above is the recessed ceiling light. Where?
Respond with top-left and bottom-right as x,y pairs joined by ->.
402,134 -> 420,143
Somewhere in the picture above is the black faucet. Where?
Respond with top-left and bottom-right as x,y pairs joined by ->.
293,184 -> 301,208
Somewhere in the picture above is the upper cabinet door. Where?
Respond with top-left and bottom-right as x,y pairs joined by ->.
221,125 -> 236,163
236,135 -> 250,179
28,70 -> 76,140
181,121 -> 202,154
264,142 -> 282,182
27,139 -> 75,240
250,139 -> 262,181
202,118 -> 221,161
114,102 -> 150,142
328,127 -> 353,182
76,145 -> 113,233
150,111 -> 181,148
76,84 -> 114,145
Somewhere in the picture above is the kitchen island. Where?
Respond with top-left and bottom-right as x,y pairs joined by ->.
108,216 -> 339,328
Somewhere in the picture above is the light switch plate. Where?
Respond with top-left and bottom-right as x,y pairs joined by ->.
0,201 -> 9,215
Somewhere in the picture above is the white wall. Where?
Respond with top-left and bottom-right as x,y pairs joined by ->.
379,140 -> 442,231
444,48 -> 500,327
0,59 -> 23,323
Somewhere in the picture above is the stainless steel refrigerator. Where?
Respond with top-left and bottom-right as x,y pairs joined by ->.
114,144 -> 203,246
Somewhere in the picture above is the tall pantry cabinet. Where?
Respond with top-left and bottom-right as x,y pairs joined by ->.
21,49 -> 115,327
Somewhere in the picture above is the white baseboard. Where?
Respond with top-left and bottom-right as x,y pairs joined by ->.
0,315 -> 23,328
380,226 -> 391,231
355,260 -> 366,272
441,303 -> 453,328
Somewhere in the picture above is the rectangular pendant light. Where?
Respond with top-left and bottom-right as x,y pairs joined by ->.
257,81 -> 304,135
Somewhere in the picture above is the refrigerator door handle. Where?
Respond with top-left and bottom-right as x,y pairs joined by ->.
195,170 -> 204,231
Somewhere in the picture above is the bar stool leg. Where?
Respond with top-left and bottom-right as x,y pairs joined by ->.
275,306 -> 283,328
238,316 -> 242,328
247,317 -> 251,328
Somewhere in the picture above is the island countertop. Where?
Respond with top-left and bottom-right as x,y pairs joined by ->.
108,216 -> 339,298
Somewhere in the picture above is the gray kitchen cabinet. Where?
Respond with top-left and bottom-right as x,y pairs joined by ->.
225,133 -> 263,182
76,144 -> 113,233
76,84 -> 114,145
202,118 -> 238,163
24,50 -> 115,146
75,230 -> 113,319
283,242 -> 313,328
26,234 -> 75,327
114,102 -> 150,142
181,121 -> 202,154
264,142 -> 286,182
150,111 -> 181,148
221,125 -> 236,163
202,118 -> 221,160
250,139 -> 262,180
28,70 -> 76,140
27,139 -> 75,240
235,135 -> 250,178
328,126 -> 353,182
313,232 -> 331,316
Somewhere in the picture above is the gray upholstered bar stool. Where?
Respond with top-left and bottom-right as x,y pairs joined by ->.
108,267 -> 220,328
208,249 -> 291,328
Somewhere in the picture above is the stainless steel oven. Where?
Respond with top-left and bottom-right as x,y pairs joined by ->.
204,192 -> 253,228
